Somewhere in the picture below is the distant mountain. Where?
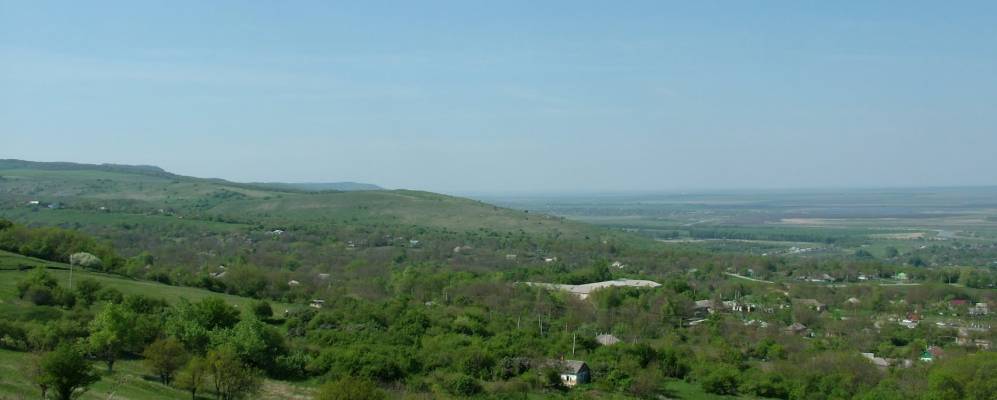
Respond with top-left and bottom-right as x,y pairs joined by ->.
0,159 -> 172,177
252,181 -> 383,192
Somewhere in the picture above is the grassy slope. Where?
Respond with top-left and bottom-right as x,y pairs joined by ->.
0,251 -> 313,399
0,251 -> 297,310
0,164 -> 602,239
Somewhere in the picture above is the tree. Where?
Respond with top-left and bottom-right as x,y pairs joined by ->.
74,278 -> 102,306
143,337 -> 189,385
69,252 -> 103,269
176,356 -> 210,400
26,353 -> 50,399
88,302 -> 135,372
207,347 -> 262,400
250,300 -> 273,320
37,344 -> 100,400
700,363 -> 740,395
195,297 -> 241,330
317,376 -> 386,400
884,247 -> 900,259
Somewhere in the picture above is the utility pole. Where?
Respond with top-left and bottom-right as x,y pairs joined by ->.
572,333 -> 576,356
538,315 -> 543,335
69,263 -> 73,291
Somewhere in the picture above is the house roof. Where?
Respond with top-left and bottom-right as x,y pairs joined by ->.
548,360 -> 588,374
694,300 -> 715,309
785,322 -> 807,332
596,334 -> 621,346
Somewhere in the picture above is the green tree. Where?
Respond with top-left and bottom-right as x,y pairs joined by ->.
176,356 -> 210,400
69,252 -> 103,269
700,363 -> 740,395
74,278 -> 102,306
215,316 -> 287,373
316,376 -> 386,400
37,344 -> 100,400
143,337 -> 189,385
87,302 -> 135,372
207,347 -> 262,400
250,299 -> 273,320
195,297 -> 241,330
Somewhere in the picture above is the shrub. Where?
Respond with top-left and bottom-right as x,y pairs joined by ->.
446,373 -> 482,396
69,252 -> 103,269
700,364 -> 740,395
317,376 -> 386,400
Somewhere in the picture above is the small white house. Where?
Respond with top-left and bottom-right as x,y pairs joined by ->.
544,359 -> 590,387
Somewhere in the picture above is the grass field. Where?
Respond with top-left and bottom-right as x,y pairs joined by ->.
0,251 -> 314,399
0,163 -> 609,241
0,251 -> 297,311
482,188 -> 997,266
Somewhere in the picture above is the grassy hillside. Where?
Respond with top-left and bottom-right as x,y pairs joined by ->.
0,160 -> 596,237
0,250 -> 296,310
0,250 -> 315,400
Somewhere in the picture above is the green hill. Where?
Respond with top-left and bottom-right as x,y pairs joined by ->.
0,250 -> 314,400
0,159 -> 626,303
0,159 -> 597,238
251,181 -> 384,192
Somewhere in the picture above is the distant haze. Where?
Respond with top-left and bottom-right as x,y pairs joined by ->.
3,2 -> 997,194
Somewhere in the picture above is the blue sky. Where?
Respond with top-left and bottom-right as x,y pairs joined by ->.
2,1 -> 996,193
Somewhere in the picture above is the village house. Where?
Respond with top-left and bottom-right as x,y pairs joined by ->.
287,280 -> 301,287
784,322 -> 809,335
522,279 -> 661,300
544,359 -> 590,387
969,302 -> 989,316
862,352 -> 890,369
694,299 -> 716,315
596,334 -> 621,346
920,346 -> 944,362
310,299 -> 325,309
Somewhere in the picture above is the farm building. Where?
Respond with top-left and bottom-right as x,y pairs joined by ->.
522,279 -> 661,300
544,359 -> 590,387
596,334 -> 621,346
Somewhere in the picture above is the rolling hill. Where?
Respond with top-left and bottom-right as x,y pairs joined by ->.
0,159 -> 598,238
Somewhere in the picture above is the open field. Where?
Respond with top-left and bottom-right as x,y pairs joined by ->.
0,250 -> 299,313
480,188 -> 997,266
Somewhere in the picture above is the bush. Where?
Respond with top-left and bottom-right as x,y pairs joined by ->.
26,286 -> 56,306
700,364 -> 740,395
317,376 -> 386,400
69,252 -> 103,269
250,300 -> 273,320
143,338 -> 188,384
446,373 -> 482,396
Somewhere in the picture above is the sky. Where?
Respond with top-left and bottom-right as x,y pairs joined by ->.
2,1 -> 997,194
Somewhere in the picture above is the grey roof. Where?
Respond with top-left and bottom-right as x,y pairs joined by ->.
544,359 -> 589,374
785,322 -> 808,331
522,279 -> 661,299
596,334 -> 621,346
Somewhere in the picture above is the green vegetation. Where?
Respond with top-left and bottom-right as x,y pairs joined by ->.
0,161 -> 994,399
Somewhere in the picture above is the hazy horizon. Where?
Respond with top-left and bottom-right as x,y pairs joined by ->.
4,2 -> 997,193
